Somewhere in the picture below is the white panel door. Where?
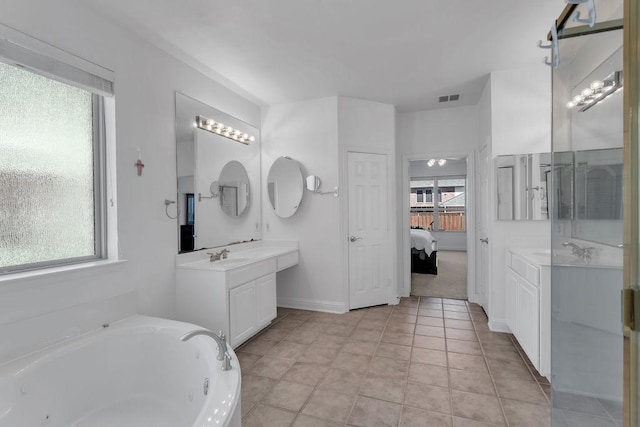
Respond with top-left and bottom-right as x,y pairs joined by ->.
256,273 -> 277,328
476,144 -> 490,308
229,281 -> 256,347
348,152 -> 388,309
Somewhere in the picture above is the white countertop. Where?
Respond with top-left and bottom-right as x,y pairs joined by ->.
510,247 -> 622,269
176,241 -> 298,271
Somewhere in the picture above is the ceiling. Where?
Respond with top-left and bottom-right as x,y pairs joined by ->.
80,0 -> 562,112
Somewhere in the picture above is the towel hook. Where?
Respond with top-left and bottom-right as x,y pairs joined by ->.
565,0 -> 596,27
543,23 -> 560,69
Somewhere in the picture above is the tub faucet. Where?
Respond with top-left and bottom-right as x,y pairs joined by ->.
207,249 -> 230,262
181,329 -> 232,371
562,242 -> 596,263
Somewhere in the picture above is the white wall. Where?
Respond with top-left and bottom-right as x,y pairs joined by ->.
487,66 -> 551,331
261,97 -> 344,312
0,0 -> 260,362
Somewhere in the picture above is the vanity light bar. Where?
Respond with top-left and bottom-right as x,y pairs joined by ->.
195,115 -> 255,144
566,71 -> 622,112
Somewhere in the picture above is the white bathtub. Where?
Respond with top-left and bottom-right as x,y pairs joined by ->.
0,315 -> 241,427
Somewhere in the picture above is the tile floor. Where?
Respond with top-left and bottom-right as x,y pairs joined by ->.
234,296 -> 605,426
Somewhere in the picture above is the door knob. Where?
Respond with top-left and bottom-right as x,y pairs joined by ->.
349,236 -> 362,242
480,238 -> 489,244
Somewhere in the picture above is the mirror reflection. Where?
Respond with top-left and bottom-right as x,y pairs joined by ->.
496,153 -> 551,220
175,92 -> 260,253
218,160 -> 250,217
267,157 -> 303,218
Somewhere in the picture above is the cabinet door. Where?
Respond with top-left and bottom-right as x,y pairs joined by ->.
517,278 -> 540,368
256,273 -> 277,329
229,281 -> 257,347
505,268 -> 519,335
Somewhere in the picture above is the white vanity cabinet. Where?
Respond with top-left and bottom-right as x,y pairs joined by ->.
176,245 -> 298,348
506,250 -> 550,379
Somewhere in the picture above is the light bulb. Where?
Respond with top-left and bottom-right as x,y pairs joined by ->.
581,88 -> 594,97
573,95 -> 582,103
566,101 -> 575,108
590,80 -> 604,90
243,133 -> 249,139
248,136 -> 255,142
427,159 -> 436,167
438,159 -> 447,166
227,127 -> 234,133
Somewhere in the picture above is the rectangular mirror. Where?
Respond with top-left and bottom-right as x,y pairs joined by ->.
496,153 -> 551,221
175,92 -> 261,253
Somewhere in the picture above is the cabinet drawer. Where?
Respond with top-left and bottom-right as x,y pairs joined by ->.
228,259 -> 276,288
277,251 -> 299,272
511,255 -> 540,285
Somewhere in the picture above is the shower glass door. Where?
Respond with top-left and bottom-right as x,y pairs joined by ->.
551,1 -> 625,425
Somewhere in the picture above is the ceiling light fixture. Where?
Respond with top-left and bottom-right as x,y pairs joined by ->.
195,115 -> 255,144
566,71 -> 622,112
427,158 -> 447,167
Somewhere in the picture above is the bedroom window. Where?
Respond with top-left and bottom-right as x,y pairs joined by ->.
410,177 -> 465,232
0,40 -> 113,274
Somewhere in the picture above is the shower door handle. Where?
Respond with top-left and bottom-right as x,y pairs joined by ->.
480,238 -> 489,244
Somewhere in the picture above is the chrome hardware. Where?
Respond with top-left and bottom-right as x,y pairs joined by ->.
543,23 -> 559,68
480,238 -> 489,244
181,329 -> 232,371
562,242 -> 596,263
207,249 -> 230,262
349,236 -> 363,242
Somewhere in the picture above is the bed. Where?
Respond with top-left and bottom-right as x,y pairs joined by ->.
410,228 -> 438,275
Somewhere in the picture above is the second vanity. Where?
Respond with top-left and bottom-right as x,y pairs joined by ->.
176,241 -> 299,348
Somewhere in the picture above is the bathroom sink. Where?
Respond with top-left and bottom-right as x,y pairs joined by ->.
212,258 -> 250,267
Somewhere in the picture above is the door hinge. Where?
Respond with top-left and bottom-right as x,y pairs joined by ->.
622,288 -> 639,331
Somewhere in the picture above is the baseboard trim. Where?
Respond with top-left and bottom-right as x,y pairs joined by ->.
277,297 -> 347,314
488,319 -> 511,333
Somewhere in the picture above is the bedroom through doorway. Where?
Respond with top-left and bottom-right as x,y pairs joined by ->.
409,157 -> 468,300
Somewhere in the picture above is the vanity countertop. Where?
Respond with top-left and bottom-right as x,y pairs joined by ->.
509,247 -> 622,269
176,241 -> 298,271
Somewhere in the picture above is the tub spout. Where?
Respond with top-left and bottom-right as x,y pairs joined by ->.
181,329 -> 232,371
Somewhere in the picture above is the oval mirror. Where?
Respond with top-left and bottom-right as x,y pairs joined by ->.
218,160 -> 250,217
267,157 -> 304,218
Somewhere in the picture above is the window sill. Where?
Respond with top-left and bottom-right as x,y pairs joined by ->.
0,259 -> 128,285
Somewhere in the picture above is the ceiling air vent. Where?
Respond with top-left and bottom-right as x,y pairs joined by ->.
438,94 -> 461,103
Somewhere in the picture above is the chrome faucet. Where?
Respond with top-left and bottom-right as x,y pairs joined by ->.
181,329 -> 232,371
207,249 -> 230,262
562,242 -> 596,263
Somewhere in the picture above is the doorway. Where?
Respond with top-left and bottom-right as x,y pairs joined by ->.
407,157 -> 470,300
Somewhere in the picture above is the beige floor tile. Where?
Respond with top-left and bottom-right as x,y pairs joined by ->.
443,298 -> 467,306
447,353 -> 488,373
419,308 -> 444,318
323,323 -> 355,337
446,339 -> 482,356
443,311 -> 471,320
411,347 -> 448,367
382,332 -> 415,346
360,374 -> 406,403
476,332 -> 512,346
318,368 -> 363,395
298,321 -> 332,333
553,409 -> 616,427
237,351 -> 263,372
282,362 -> 330,386
376,342 -> 412,361
271,319 -> 305,330
408,362 -> 449,387
493,376 -> 547,405
242,374 -> 279,403
368,356 -> 411,377
342,339 -> 378,356
311,333 -> 346,350
262,380 -> 315,412
401,406 -> 453,427
285,329 -> 320,345
350,327 -> 383,342
292,414 -> 341,426
391,313 -> 418,324
453,416 -> 504,426
240,337 -> 279,355
242,399 -> 258,418
448,368 -> 495,395
394,305 -> 419,315
415,325 -> 446,338
266,341 -> 309,360
348,395 -> 402,427
357,318 -> 388,331
386,322 -> 417,335
445,319 -> 474,330
445,328 -> 478,342
443,304 -> 469,313
599,398 -> 623,421
552,390 -> 610,417
259,328 -> 291,342
417,316 -> 445,327
243,404 -> 297,427
501,398 -> 550,427
451,390 -> 505,425
301,389 -> 356,423
332,350 -> 372,373
286,311 -> 315,322
249,357 -> 297,379
297,345 -> 339,365
404,382 -> 452,414
413,335 -> 446,351
485,356 -> 532,380
310,312 -> 340,324
419,302 -> 443,310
